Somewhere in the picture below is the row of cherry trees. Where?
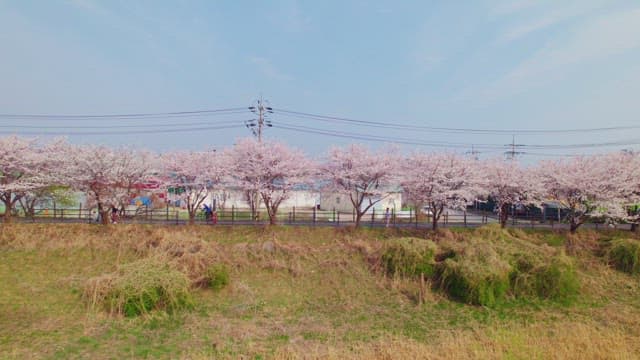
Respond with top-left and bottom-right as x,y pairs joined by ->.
1,135 -> 639,231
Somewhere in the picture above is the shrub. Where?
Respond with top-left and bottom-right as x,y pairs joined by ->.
381,238 -> 436,278
437,243 -> 511,307
510,254 -> 579,302
204,264 -> 230,290
84,257 -> 193,317
607,239 -> 640,275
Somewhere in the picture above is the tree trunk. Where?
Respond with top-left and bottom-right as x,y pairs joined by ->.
97,203 -> 111,225
188,211 -> 196,225
354,212 -> 364,228
1,192 -> 13,223
631,223 -> 638,232
100,210 -> 111,225
499,203 -> 509,228
2,202 -> 12,223
570,220 -> 580,234
432,204 -> 444,231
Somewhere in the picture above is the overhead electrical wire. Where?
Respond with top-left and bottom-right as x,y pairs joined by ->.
274,108 -> 640,135
273,122 -> 637,154
0,124 -> 245,136
275,122 -> 506,150
0,105 -> 637,155
0,119 -> 242,129
0,107 -> 249,120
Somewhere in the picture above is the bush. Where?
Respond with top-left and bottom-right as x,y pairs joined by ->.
204,264 -> 230,290
381,238 -> 436,278
510,254 -> 579,302
84,257 -> 193,317
437,243 -> 511,307
607,239 -> 640,275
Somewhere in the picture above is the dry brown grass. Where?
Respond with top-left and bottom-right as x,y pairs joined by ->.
177,321 -> 639,360
3,224 -> 640,359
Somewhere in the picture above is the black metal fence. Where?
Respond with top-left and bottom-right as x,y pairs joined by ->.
3,205 -> 633,231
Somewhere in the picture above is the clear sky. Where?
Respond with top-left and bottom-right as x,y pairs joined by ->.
1,0 -> 639,159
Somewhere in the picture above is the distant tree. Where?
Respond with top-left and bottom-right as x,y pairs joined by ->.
480,158 -> 542,228
321,144 -> 398,228
67,145 -> 154,225
402,152 -> 481,230
224,138 -> 314,225
161,150 -> 225,225
0,136 -> 66,223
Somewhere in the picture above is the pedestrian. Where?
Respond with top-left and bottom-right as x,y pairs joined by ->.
385,207 -> 391,228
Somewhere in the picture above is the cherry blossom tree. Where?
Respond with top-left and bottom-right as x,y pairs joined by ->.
161,149 -> 226,225
480,158 -> 542,228
540,153 -> 635,233
321,144 -> 398,228
66,144 -> 155,225
0,136 -> 67,223
224,138 -> 315,225
18,185 -> 76,220
402,152 -> 481,230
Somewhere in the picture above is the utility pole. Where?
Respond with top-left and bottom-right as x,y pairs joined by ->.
504,135 -> 525,160
466,145 -> 480,160
247,96 -> 273,142
245,96 -> 273,222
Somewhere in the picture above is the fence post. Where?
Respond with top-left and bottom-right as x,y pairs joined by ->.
61,209 -> 64,221
337,210 -> 340,226
232,205 -> 235,225
415,208 -> 418,229
175,211 -> 179,225
166,203 -> 169,222
409,208 -> 413,225
371,208 -> 375,228
79,204 -> 82,220
293,206 -> 296,224
313,206 -> 316,226
464,211 -> 467,228
393,208 -> 397,228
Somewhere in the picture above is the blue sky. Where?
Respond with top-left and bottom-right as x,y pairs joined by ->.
1,0 -> 639,158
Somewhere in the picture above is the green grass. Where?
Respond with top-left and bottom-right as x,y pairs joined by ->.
1,224 -> 640,359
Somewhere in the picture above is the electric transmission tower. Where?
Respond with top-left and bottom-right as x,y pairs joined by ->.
505,136 -> 525,160
246,96 -> 273,142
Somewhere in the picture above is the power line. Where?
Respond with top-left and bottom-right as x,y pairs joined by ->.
274,121 -> 640,152
0,119 -> 243,129
0,120 -> 243,129
274,122 -> 505,149
0,124 -> 245,136
274,108 -> 640,135
0,107 -> 248,120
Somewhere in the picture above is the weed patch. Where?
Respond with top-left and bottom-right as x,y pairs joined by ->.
84,257 -> 193,317
510,253 -> 579,302
203,264 -> 230,290
381,238 -> 436,278
436,242 -> 511,307
607,238 -> 640,275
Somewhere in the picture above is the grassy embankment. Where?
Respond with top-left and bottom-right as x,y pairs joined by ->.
1,224 -> 640,359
